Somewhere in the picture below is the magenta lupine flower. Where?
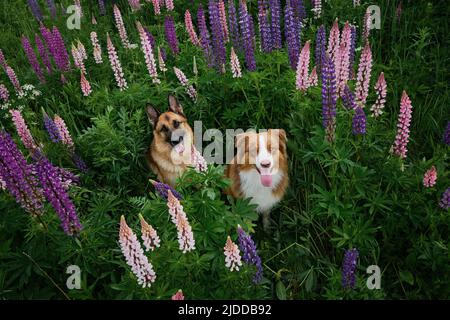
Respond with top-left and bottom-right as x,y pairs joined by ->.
224,236 -> 242,272
341,85 -> 357,110
258,0 -> 272,53
0,84 -> 9,102
157,47 -> 167,72
21,36 -> 45,84
423,166 -> 437,188
321,54 -> 337,142
348,24 -> 357,79
355,42 -> 372,106
167,190 -> 195,253
39,25 -> 57,66
35,34 -> 52,74
228,0 -> 241,51
392,91 -> 413,159
209,0 -> 226,72
439,188 -> 450,210
5,66 -> 23,95
444,121 -> 450,146
43,112 -> 61,143
27,0 -> 43,21
150,179 -> 183,200
0,131 -> 44,216
136,21 -> 160,84
47,0 -> 57,19
90,32 -> 103,64
311,0 -> 322,19
151,0 -> 161,15
327,19 -> 340,71
10,109 -> 39,152
308,66 -> 318,86
315,25 -> 326,78
106,33 -> 128,91
0,49 -> 6,69
165,16 -> 180,55
80,72 -> 92,96
54,115 -> 74,149
239,1 -> 256,71
52,26 -> 70,72
119,215 -> 156,287
191,145 -> 207,172
128,0 -> 141,11
352,106 -> 366,135
185,10 -> 200,47
113,4 -> 134,49
174,67 -> 197,102
198,5 -> 214,67
342,248 -> 359,289
230,47 -> 242,78
295,41 -> 311,91
71,44 -> 86,74
237,225 -> 263,283
139,214 -> 161,252
269,0 -> 282,49
284,1 -> 300,70
336,22 -> 352,95
218,0 -> 229,41
362,8 -> 371,43
165,0 -> 174,11
171,289 -> 185,300
371,72 -> 387,117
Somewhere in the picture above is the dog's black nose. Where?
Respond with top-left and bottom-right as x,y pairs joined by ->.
261,160 -> 271,168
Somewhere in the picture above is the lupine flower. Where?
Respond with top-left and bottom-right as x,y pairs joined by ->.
237,225 -> 263,283
439,188 -> 450,210
444,121 -> 450,146
27,0 -> 43,21
143,27 -> 156,51
139,214 -> 160,252
327,19 -> 340,71
72,44 -> 86,74
285,1 -> 300,70
54,115 -> 74,149
348,24 -> 357,79
119,215 -> 156,287
165,0 -> 174,11
52,26 -> 71,72
423,166 -> 437,188
128,0 -> 141,11
209,0 -> 226,72
191,145 -> 207,172
55,166 -> 80,190
113,5 -> 135,49
0,49 -> 6,69
341,85 -> 357,110
47,0 -> 57,19
176,211 -> 196,253
0,131 -> 44,216
167,189 -> 187,224
92,16 -> 97,25
136,21 -> 160,84
157,47 -> 167,73
342,248 -> 359,289
224,236 -> 242,272
43,112 -> 61,143
269,0 -> 282,49
35,34 -> 52,74
80,72 -> 92,96
371,72 -> 387,117
74,0 -> 83,17
90,32 -> 103,64
228,0 -> 241,51
315,25 -> 326,78
106,33 -> 128,91
5,66 -> 23,95
0,84 -> 9,102
198,5 -> 213,67
295,41 -> 311,91
22,36 -> 45,84
230,47 -> 242,78
150,179 -> 183,200
151,0 -> 161,15
39,25 -> 58,67
355,42 -> 372,106
165,16 -> 180,55
71,153 -> 88,173
218,0 -> 228,41
352,106 -> 366,135
362,8 -> 371,43
258,0 -> 272,53
10,109 -> 38,152
174,67 -> 197,102
60,74 -> 67,84
171,289 -> 185,300
0,176 -> 5,190
311,0 -> 322,19
336,22 -> 352,95
321,54 -> 337,142
185,10 -> 200,47
239,1 -> 256,71
392,91 -> 413,159
77,41 -> 87,61
98,0 -> 106,16
353,0 -> 361,7
308,66 -> 318,86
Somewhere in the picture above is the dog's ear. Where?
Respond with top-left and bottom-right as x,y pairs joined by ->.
146,104 -> 160,127
168,95 -> 185,116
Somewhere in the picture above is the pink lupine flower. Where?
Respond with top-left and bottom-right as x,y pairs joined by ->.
0,84 -> 9,102
362,8 -> 371,43
230,47 -> 242,78
74,0 -> 83,17
113,4 -> 135,49
176,211 -> 195,253
0,49 -> 6,69
423,166 -> 437,188
191,145 -> 207,172
295,40 -> 311,91
336,22 -> 352,95
136,21 -> 160,84
165,0 -> 174,11
128,0 -> 141,11
392,91 -> 413,159
355,42 -> 372,106
371,72 -> 387,117
308,66 -> 318,87
171,289 -> 185,300
71,44 -> 86,74
80,72 -> 92,96
167,189 -> 187,224
224,236 -> 242,272
106,33 -> 128,90
0,176 -> 5,190
5,66 -> 23,95
119,215 -> 156,288
151,0 -> 161,15
185,10 -> 200,47
10,109 -> 39,152
77,40 -> 87,60
327,19 -> 340,70
92,16 -> 97,25
174,67 -> 197,102
54,115 -> 74,149
139,214 -> 161,252
157,47 -> 167,72
218,0 -> 229,41
90,32 -> 103,64
60,74 -> 67,84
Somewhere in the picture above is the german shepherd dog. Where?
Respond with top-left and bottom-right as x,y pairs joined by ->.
145,95 -> 194,187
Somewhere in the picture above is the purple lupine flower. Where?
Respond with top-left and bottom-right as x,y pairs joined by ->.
0,131 -> 44,216
258,0 -> 272,53
269,0 -> 282,49
5,66 -> 23,95
228,0 -> 241,52
52,26 -> 70,72
348,24 -> 357,79
315,25 -> 326,78
98,0 -> 106,16
47,0 -> 57,19
143,27 -> 156,50
439,188 -> 450,210
164,16 -> 179,55
35,34 -> 52,74
284,1 -> 300,70
55,166 -> 80,189
208,0 -> 226,72
35,156 -> 82,236
43,112 -> 61,143
321,54 -> 337,142
150,179 -> 183,200
239,1 -> 256,71
341,85 -> 357,110
27,0 -> 43,21
22,36 -> 45,84
39,25 -> 57,61
71,153 -> 88,173
160,47 -> 167,63
443,121 -> 450,146
352,106 -> 366,135
198,5 -> 214,67
237,225 -> 263,283
342,248 -> 359,289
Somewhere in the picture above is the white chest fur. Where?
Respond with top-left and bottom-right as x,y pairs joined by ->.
239,169 -> 283,213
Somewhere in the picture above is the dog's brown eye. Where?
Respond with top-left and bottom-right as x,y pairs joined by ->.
173,120 -> 180,128
160,125 -> 168,133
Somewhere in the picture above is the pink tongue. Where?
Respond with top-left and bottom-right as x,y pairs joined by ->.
260,175 -> 273,187
174,142 -> 185,154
